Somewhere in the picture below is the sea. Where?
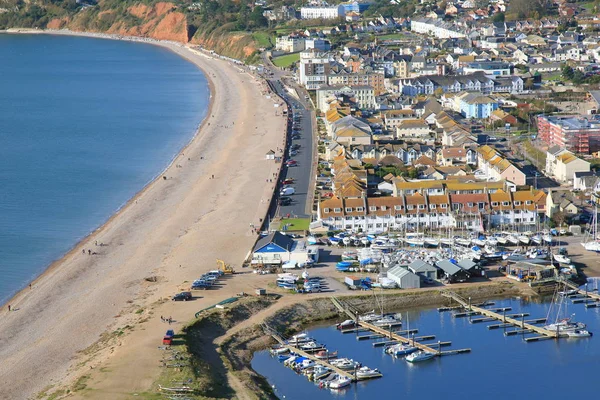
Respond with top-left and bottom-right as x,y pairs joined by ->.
0,34 -> 209,304
252,296 -> 600,399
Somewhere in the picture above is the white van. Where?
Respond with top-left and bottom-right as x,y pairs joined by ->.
280,187 -> 295,196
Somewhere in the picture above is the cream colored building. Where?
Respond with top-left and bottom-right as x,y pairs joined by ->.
545,147 -> 590,183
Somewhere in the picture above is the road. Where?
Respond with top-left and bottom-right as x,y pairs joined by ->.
267,79 -> 315,218
260,54 -> 316,220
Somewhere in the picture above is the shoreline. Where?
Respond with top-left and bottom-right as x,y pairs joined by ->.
0,29 -> 217,309
0,28 -> 285,399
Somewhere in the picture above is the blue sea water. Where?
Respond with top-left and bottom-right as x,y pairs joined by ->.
252,297 -> 600,399
0,34 -> 209,304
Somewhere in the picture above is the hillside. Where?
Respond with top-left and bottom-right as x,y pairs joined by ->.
0,0 -> 273,61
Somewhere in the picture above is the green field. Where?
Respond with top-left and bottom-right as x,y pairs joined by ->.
252,31 -> 274,49
377,32 -> 406,40
279,218 -> 311,231
272,53 -> 300,68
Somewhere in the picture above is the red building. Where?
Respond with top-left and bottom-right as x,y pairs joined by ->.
537,115 -> 600,154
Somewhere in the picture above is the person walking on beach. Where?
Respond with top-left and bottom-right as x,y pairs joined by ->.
8,305 -> 11,312
82,249 -> 85,255
168,317 -> 172,325
88,249 -> 91,256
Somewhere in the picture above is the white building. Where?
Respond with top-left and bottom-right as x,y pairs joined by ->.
410,17 -> 467,39
300,5 -> 346,20
275,36 -> 306,53
545,146 -> 591,183
297,49 -> 331,90
316,84 -> 376,110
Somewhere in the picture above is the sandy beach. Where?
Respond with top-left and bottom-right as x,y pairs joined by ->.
0,31 -> 285,399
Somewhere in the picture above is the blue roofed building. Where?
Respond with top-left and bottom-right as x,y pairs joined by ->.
456,92 -> 499,119
251,232 -> 318,267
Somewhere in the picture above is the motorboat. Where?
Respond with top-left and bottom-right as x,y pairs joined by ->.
336,319 -> 357,330
472,238 -> 486,247
566,329 -> 593,338
543,234 -> 553,244
300,341 -> 327,352
330,358 -> 360,370
582,241 -> 600,252
486,237 -> 498,246
558,289 -> 578,296
355,366 -> 382,379
405,238 -> 425,247
530,235 -> 542,245
287,333 -> 314,345
306,236 -> 318,245
405,350 -> 436,363
312,365 -> 331,380
385,343 -> 418,357
315,350 -> 338,360
329,374 -> 352,389
298,359 -> 316,370
277,354 -> 291,361
360,237 -> 371,246
553,254 -> 571,264
329,237 -> 341,246
270,346 -> 289,355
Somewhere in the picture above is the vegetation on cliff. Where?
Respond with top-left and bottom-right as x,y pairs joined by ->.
0,0 -> 291,60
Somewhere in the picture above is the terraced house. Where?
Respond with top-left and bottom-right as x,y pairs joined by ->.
476,145 -> 526,185
317,185 -> 545,233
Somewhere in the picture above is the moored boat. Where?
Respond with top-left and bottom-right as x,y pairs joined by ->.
355,366 -> 382,379
329,374 -> 352,389
405,350 -> 436,363
566,329 -> 593,338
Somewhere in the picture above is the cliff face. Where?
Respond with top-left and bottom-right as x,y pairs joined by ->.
42,2 -> 257,60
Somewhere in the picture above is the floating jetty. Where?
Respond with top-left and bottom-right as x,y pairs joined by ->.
331,297 -> 471,358
441,291 -> 566,341
263,323 -> 382,383
562,279 -> 600,308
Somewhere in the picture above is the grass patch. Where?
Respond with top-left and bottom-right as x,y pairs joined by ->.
272,52 -> 300,68
279,218 -> 311,231
72,374 -> 90,392
252,31 -> 274,49
377,32 -> 406,40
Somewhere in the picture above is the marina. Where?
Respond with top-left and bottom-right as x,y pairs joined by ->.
252,297 -> 600,400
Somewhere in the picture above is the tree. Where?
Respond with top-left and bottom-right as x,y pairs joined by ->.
561,64 -> 574,80
551,210 -> 567,229
524,78 -> 535,90
249,6 -> 268,29
434,88 -> 444,98
492,12 -> 505,23
508,0 -> 548,18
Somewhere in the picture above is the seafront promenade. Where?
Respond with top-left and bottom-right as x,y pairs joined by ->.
0,35 -> 285,399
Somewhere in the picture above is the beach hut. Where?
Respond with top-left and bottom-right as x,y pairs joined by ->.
265,150 -> 276,160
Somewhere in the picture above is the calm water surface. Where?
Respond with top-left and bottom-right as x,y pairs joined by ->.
252,297 -> 600,399
0,34 -> 208,303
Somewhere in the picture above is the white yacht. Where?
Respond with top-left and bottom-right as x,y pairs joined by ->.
553,254 -> 571,264
372,315 -> 401,327
566,329 -> 593,338
329,374 -> 352,389
356,366 -> 382,379
405,350 -> 436,363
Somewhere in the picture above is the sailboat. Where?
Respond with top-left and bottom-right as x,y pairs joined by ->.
582,205 -> 600,252
544,283 -> 587,334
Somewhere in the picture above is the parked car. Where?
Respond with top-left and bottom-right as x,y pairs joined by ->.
285,160 -> 297,166
291,144 -> 301,150
279,197 -> 292,206
290,150 -> 298,156
172,291 -> 192,301
280,187 -> 296,196
283,178 -> 295,184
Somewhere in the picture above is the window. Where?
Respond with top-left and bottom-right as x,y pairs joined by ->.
418,204 -> 425,209
356,207 -> 364,212
431,213 -> 437,217
381,206 -> 387,211
345,216 -> 352,221
407,205 -> 414,210
345,207 -> 352,212
334,208 -> 341,212
514,201 -> 521,206
324,208 -> 330,213
478,202 -> 485,209
467,202 -> 474,207
441,203 -> 447,209
370,206 -> 377,211
502,201 -> 510,206
430,204 -> 436,209
453,203 -> 461,210
419,213 -> 425,218
525,200 -> 532,205
491,202 -> 498,207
